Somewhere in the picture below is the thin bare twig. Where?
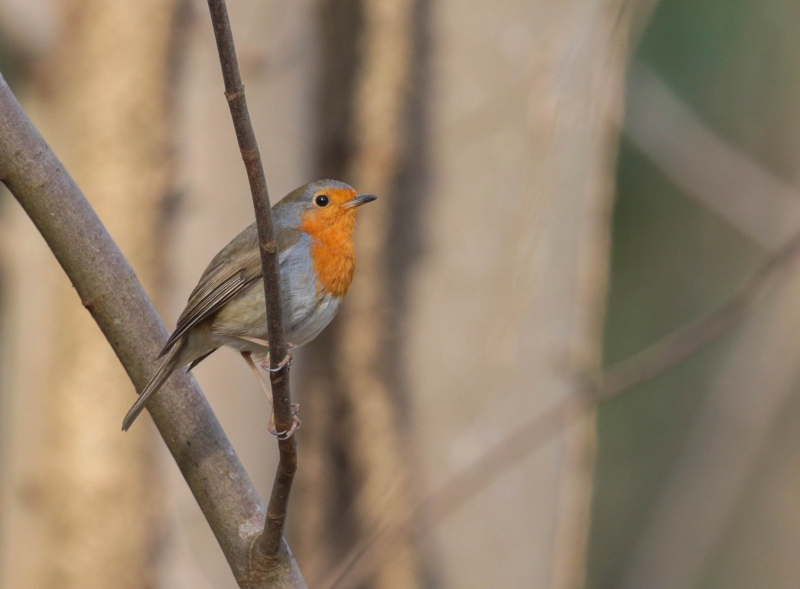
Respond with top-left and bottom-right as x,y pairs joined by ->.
205,0 -> 299,571
319,227 -> 800,589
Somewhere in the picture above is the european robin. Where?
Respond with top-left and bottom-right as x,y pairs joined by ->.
122,179 -> 377,435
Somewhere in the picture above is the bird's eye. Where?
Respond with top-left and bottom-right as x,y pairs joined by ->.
315,194 -> 330,207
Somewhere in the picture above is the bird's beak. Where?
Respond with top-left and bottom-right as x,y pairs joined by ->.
345,193 -> 378,209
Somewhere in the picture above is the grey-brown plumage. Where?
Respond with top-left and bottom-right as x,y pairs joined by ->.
122,180 -> 376,431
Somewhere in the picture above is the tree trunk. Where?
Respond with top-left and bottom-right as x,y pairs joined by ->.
404,1 -> 635,587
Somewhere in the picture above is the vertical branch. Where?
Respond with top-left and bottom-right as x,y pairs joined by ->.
204,0 -> 297,562
548,6 -> 662,587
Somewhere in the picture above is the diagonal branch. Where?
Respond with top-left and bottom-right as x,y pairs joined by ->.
0,72 -> 268,585
204,0 -> 300,573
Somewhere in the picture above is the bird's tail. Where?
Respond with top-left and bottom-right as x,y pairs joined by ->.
122,340 -> 186,431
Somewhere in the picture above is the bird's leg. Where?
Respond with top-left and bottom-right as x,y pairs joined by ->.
263,353 -> 293,373
234,336 -> 296,370
241,351 -> 279,435
240,350 -> 300,439
235,335 -> 293,373
237,335 -> 270,348
241,351 -> 273,405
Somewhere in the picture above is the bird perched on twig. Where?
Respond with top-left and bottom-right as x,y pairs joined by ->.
122,179 -> 377,436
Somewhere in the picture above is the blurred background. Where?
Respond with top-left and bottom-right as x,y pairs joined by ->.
0,0 -> 798,588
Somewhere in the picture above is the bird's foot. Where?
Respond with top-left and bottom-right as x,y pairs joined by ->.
268,411 -> 302,440
262,349 -> 294,373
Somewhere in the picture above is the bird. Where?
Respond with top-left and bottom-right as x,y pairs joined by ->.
122,179 -> 377,435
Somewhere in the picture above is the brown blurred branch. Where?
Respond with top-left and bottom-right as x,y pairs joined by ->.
0,73 -> 284,586
319,224 -> 800,589
205,0 -> 304,586
332,0 -> 421,587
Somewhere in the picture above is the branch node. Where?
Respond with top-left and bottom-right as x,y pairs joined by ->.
225,88 -> 245,102
241,147 -> 260,164
80,290 -> 109,314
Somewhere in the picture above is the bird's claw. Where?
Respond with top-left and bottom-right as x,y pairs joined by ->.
262,351 -> 293,373
268,413 -> 302,440
267,404 -> 301,439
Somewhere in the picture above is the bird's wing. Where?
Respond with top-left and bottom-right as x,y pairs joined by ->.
159,224 -> 302,356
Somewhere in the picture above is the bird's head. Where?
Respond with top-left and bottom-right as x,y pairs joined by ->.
274,180 -> 377,298
274,179 -> 377,235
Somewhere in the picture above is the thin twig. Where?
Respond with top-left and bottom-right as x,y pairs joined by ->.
205,0 -> 298,564
318,227 -> 800,589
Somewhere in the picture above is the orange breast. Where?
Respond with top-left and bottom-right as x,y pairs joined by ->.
300,204 -> 357,298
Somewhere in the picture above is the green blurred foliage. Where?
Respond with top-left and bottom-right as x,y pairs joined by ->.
589,0 -> 800,587
639,0 -> 800,181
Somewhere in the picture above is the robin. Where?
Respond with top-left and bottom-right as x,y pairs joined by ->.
122,179 -> 377,436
